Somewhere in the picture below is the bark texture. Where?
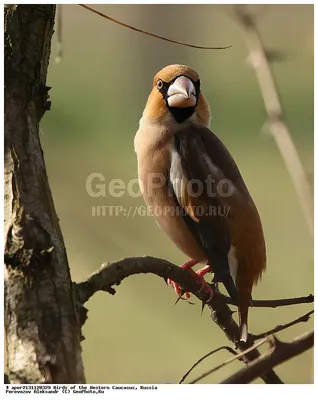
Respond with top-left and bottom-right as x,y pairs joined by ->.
4,5 -> 85,383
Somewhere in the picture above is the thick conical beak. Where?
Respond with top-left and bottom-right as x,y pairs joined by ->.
167,76 -> 196,108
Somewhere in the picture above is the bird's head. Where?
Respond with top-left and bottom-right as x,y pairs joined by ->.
142,65 -> 211,127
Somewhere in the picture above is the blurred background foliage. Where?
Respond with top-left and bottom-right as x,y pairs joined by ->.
41,4 -> 313,383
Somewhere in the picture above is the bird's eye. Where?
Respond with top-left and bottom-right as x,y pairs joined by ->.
157,79 -> 164,90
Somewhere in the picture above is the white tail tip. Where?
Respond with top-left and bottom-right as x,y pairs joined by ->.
240,323 -> 248,342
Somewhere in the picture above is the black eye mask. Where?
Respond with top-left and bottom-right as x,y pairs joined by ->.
157,75 -> 201,123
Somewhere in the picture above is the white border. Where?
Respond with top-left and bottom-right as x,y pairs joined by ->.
1,1 -> 315,397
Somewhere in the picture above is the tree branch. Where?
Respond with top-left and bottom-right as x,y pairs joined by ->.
208,290 -> 283,383
4,5 -> 85,383
178,346 -> 238,384
76,256 -> 283,384
251,310 -> 314,340
188,337 -> 269,384
221,330 -> 314,384
219,293 -> 314,308
77,256 -> 209,305
234,5 -> 313,236
179,310 -> 313,383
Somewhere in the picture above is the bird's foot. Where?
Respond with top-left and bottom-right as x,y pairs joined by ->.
167,260 -> 198,299
193,265 -> 214,301
167,262 -> 214,301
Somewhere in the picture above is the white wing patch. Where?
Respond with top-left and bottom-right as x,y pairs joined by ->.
170,149 -> 187,203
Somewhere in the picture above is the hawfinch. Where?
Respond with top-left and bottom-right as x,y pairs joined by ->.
134,65 -> 266,341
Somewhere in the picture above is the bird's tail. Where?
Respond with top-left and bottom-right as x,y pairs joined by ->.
238,288 -> 253,342
238,303 -> 249,342
215,267 -> 251,342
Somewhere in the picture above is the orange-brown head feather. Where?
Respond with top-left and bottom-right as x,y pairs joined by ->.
142,64 -> 211,127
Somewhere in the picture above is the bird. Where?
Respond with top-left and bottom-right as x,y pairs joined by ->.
134,64 -> 266,341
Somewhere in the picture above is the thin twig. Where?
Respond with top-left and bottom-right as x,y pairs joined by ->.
235,5 -> 313,236
178,346 -> 238,384
79,4 -> 231,50
221,330 -> 314,384
189,337 -> 270,384
55,4 -> 63,63
219,293 -> 314,308
251,310 -> 314,340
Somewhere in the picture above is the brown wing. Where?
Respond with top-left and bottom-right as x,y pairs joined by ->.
172,125 -> 266,341
169,127 -> 239,301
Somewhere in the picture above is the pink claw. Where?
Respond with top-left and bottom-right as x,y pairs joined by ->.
196,265 -> 211,277
167,262 -> 214,301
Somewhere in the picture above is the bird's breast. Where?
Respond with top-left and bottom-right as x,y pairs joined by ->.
136,140 -> 206,262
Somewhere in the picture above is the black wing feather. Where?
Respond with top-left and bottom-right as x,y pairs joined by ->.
171,127 -> 238,302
